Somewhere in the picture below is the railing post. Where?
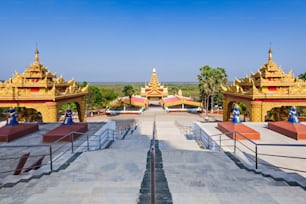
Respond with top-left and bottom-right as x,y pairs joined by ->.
255,145 -> 258,169
151,121 -> 156,204
234,131 -> 237,154
99,132 -> 101,149
150,145 -> 155,204
49,145 -> 53,172
219,134 -> 222,151
87,134 -> 90,151
199,128 -> 203,144
71,133 -> 74,153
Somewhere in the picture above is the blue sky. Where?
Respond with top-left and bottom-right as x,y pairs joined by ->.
1,0 -> 306,82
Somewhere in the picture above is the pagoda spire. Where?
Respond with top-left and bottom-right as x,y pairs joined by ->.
268,47 -> 272,61
149,67 -> 160,87
35,48 -> 39,63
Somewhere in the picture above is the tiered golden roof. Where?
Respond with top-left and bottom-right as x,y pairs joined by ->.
140,68 -> 168,98
222,48 -> 306,99
0,48 -> 88,100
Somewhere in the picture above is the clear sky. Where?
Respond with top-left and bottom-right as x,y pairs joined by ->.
1,0 -> 306,82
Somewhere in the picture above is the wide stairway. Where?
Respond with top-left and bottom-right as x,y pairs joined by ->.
1,118 -> 306,204
0,121 -> 152,204
155,116 -> 306,203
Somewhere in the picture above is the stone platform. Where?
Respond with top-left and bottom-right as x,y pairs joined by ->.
43,123 -> 88,143
268,121 -> 306,140
217,122 -> 260,140
0,124 -> 39,142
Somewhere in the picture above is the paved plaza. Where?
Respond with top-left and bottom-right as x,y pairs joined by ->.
1,107 -> 306,203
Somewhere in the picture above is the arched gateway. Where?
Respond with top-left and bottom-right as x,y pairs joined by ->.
222,48 -> 306,122
0,49 -> 88,122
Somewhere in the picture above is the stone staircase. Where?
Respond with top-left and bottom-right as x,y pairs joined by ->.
1,119 -> 306,204
0,123 -> 150,204
138,140 -> 173,204
161,149 -> 306,204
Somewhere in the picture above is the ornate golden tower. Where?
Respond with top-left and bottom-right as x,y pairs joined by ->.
140,68 -> 168,100
0,49 -> 88,122
221,48 -> 306,122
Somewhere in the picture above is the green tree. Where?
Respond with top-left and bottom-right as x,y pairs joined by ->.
298,72 -> 306,81
123,84 -> 137,105
214,92 -> 223,108
169,86 -> 179,95
79,81 -> 88,88
61,103 -> 77,112
87,85 -> 102,109
198,66 -> 214,118
210,67 -> 227,112
197,66 -> 227,119
238,102 -> 248,122
100,88 -> 118,106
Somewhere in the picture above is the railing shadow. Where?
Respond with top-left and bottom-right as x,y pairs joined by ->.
194,124 -> 306,176
0,126 -> 133,181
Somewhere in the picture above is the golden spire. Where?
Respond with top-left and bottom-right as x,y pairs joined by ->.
35,48 -> 39,63
149,67 -> 160,88
268,47 -> 272,61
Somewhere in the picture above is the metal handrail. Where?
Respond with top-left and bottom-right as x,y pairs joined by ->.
196,126 -> 306,173
50,131 -> 84,144
0,128 -> 116,177
257,143 -> 306,147
0,144 -> 50,148
198,130 -> 233,150
233,131 -> 306,170
234,131 -> 258,145
150,121 -> 156,204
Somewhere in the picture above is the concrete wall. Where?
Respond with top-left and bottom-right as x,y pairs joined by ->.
192,121 -> 219,150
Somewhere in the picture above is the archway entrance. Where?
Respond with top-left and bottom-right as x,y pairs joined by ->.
222,48 -> 306,122
0,48 -> 88,123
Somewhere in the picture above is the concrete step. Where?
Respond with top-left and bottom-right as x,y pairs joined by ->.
0,136 -> 148,204
2,118 -> 306,204
161,149 -> 306,203
138,140 -> 173,204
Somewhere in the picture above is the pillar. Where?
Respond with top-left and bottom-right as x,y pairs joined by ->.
250,101 -> 262,122
40,102 -> 58,122
222,97 -> 229,121
77,96 -> 86,122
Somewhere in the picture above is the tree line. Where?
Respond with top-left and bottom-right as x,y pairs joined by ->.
197,65 -> 227,118
66,70 -> 306,114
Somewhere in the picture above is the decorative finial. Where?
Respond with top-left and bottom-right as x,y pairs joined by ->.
35,48 -> 39,63
268,47 -> 272,61
153,67 -> 156,73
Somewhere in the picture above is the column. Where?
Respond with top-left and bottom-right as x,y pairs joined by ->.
77,96 -> 86,122
40,102 -> 58,122
250,101 -> 262,122
222,97 -> 229,121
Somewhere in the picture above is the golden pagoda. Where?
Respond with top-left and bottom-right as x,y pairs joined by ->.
222,48 -> 306,122
140,68 -> 168,100
0,49 -> 88,122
